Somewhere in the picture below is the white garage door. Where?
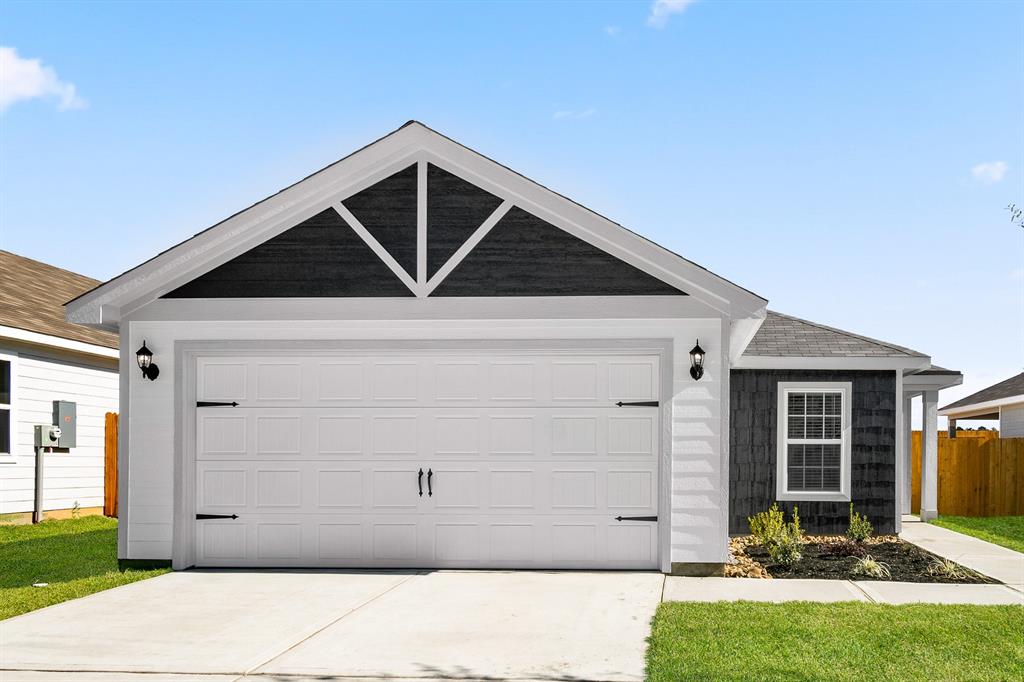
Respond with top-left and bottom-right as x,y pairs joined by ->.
193,350 -> 660,569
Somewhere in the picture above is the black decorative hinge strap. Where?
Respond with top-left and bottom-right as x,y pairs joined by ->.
615,401 -> 659,407
614,515 -> 658,522
196,401 -> 239,407
196,513 -> 239,520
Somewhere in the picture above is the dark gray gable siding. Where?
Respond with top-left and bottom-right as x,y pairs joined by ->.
426,163 -> 503,279
432,206 -> 686,297
730,369 -> 896,535
342,164 -> 418,279
163,209 -> 414,298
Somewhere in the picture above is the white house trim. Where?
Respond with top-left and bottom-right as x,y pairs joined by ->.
0,350 -> 18,460
66,122 -> 767,331
0,325 -> 118,360
417,160 -> 427,286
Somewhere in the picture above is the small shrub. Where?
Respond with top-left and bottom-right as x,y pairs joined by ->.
748,503 -> 804,565
822,539 -> 867,558
852,555 -> 891,579
846,503 -> 873,542
71,501 -> 81,520
748,503 -> 786,548
927,558 -> 968,580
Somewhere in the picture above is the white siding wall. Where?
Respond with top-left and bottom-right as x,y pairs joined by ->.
1000,404 -> 1024,438
121,315 -> 727,567
0,344 -> 118,514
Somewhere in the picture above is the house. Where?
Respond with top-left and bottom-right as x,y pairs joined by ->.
939,372 -> 1024,438
1,251 -> 119,521
65,122 -> 961,573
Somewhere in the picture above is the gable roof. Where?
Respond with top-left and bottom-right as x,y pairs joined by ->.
940,372 -> 1024,413
65,121 -> 767,329
742,311 -> 926,358
0,251 -> 118,350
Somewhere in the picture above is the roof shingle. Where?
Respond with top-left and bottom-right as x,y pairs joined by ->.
940,372 -> 1024,412
0,251 -> 118,349
743,311 -> 926,358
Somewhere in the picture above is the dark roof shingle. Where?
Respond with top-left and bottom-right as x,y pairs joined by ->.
0,251 -> 118,349
743,311 -> 926,358
940,372 -> 1024,412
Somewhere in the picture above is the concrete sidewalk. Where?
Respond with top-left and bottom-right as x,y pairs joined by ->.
900,516 -> 1024,592
663,576 -> 1023,604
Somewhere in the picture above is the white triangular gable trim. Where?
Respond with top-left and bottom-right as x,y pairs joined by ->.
66,122 -> 767,328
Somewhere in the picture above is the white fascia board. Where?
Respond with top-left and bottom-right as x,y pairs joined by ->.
733,355 -> 932,371
728,311 -> 767,363
0,325 -> 118,359
126,295 -> 723,323
66,122 -> 767,327
902,373 -> 963,394
939,395 -> 1024,418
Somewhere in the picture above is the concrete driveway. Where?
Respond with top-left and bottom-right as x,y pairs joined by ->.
0,570 -> 664,682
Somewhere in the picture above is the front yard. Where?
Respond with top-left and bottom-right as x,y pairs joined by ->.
0,516 -> 168,620
648,601 -> 1024,682
931,515 -> 1024,554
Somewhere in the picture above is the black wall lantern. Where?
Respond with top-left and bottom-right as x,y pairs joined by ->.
136,340 -> 160,381
689,340 -> 705,381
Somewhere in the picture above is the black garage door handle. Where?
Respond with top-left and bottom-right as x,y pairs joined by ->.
427,468 -> 433,497
418,468 -> 424,497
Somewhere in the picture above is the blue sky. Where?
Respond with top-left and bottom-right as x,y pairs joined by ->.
1,0 -> 1021,421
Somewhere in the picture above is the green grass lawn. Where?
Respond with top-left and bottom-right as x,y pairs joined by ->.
0,516 -> 169,620
648,601 -> 1024,682
931,515 -> 1024,554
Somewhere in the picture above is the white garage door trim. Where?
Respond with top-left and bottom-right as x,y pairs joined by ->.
172,340 -> 672,570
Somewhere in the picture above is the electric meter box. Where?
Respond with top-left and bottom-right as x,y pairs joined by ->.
51,400 -> 76,448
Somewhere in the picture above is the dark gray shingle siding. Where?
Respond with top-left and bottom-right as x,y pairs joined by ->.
730,369 -> 897,535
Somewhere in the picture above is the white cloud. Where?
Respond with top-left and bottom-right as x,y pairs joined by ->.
605,25 -> 622,37
647,0 -> 696,29
0,46 -> 86,113
553,108 -> 597,120
970,160 -> 1008,184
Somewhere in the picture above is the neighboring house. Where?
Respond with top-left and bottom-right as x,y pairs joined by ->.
939,372 -> 1024,437
66,122 -> 960,573
0,251 -> 119,519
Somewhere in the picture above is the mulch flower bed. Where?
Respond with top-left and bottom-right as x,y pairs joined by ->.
727,535 -> 995,584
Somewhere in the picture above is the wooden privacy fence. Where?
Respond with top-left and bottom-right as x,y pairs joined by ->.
104,412 -> 118,517
911,431 -> 1024,517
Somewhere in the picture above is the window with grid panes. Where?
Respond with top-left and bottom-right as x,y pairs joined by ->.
785,390 -> 843,492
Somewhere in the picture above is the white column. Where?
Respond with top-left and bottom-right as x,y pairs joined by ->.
901,396 -> 913,515
920,390 -> 939,521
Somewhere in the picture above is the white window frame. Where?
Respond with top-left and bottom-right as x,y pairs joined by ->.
0,351 -> 17,459
776,381 -> 852,502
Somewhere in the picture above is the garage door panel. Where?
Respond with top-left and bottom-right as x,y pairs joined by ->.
199,354 -> 659,407
198,408 -> 657,461
194,350 -> 661,569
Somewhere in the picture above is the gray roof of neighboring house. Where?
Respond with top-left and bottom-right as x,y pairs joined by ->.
940,372 -> 1024,412
0,251 -> 118,349
743,311 -> 927,358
